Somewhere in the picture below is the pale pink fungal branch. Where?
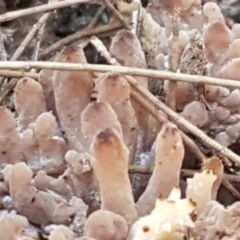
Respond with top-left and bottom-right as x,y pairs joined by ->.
20,112 -> 67,168
33,170 -> 73,200
84,209 -> 128,240
81,101 -> 123,152
110,30 -> 149,157
21,127 -> 39,166
49,225 -> 76,240
14,77 -> 46,130
52,46 -> 94,151
136,122 -> 184,216
0,214 -> 29,240
203,21 -> 231,65
91,127 -> 138,227
0,107 -> 23,165
33,112 -> 67,167
97,72 -> 138,163
180,101 -> 208,128
3,162 -> 88,225
203,2 -> 225,24
63,150 -> 100,214
194,201 -> 240,238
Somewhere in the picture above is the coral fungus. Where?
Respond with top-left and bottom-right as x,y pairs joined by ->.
1,0 -> 240,239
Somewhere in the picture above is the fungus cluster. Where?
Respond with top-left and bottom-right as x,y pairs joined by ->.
1,0 -> 240,239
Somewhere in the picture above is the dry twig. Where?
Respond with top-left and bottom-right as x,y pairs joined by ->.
166,16 -> 179,111
32,16 -> 48,62
0,0 -> 90,22
11,12 -> 51,61
129,165 -> 240,183
3,60 -> 240,89
0,70 -> 38,79
0,11 -> 51,88
222,178 -> 240,200
86,5 -> 106,29
39,22 -> 124,60
131,0 -> 141,34
0,27 -> 7,61
103,0 -> 131,30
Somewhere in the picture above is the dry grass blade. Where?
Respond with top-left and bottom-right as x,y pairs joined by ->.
0,0 -> 90,22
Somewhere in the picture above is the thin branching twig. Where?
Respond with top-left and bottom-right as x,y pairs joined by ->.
0,0 -> 90,23
38,22 -> 124,60
222,178 -> 240,200
86,5 -> 106,29
32,0 -> 56,71
0,61 -> 240,88
166,16 -> 179,111
0,70 -> 38,78
103,0 -> 131,30
0,27 -> 7,61
0,11 -> 52,89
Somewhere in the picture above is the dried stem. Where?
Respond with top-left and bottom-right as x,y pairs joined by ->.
166,16 -> 179,111
39,22 -> 124,60
2,60 -> 240,89
222,179 -> 240,200
103,0 -> 131,30
86,5 -> 106,29
131,0 -> 141,34
0,0 -> 90,22
0,12 -> 51,88
0,27 -> 7,61
32,17 -> 48,62
11,12 -> 51,61
128,166 -> 240,183
0,70 -> 38,78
